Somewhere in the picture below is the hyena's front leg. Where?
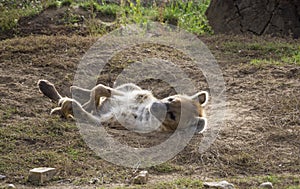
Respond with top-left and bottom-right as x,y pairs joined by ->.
54,98 -> 101,125
50,97 -> 74,119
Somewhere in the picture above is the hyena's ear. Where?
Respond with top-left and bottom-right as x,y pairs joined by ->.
195,117 -> 207,134
190,91 -> 209,106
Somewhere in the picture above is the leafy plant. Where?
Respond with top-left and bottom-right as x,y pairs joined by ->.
163,0 -> 212,35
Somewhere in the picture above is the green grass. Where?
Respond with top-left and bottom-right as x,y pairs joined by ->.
0,4 -> 41,32
249,43 -> 300,66
151,163 -> 182,173
153,178 -> 203,189
250,58 -> 282,66
221,40 -> 300,66
250,49 -> 300,66
0,0 -> 212,35
164,0 -> 212,35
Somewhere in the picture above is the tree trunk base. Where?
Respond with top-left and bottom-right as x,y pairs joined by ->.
206,0 -> 300,38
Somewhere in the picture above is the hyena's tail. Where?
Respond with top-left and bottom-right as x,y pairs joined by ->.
38,80 -> 62,103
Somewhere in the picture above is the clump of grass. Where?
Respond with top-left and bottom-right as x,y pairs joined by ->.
1,106 -> 18,120
0,4 -> 41,32
222,41 -> 296,55
221,40 -> 300,66
61,7 -> 83,24
281,47 -> 300,64
250,48 -> 300,66
44,1 -> 60,9
61,0 -> 73,7
163,0 -> 212,35
151,162 -> 182,173
98,3 -> 119,16
143,178 -> 203,189
250,58 -> 282,66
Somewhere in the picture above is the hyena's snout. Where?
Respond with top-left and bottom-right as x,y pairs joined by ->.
150,102 -> 167,122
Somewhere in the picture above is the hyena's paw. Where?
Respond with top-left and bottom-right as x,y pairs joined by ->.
50,97 -> 77,120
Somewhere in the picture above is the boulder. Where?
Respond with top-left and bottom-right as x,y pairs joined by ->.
206,0 -> 300,38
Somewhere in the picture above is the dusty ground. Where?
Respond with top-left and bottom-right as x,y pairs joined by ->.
0,6 -> 300,189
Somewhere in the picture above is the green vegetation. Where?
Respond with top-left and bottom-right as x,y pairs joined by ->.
0,0 -> 212,35
164,0 -> 211,35
250,48 -> 300,66
220,40 -> 300,66
0,2 -> 41,32
149,178 -> 203,189
151,162 -> 182,173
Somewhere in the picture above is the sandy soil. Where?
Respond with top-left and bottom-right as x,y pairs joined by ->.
0,6 -> 299,189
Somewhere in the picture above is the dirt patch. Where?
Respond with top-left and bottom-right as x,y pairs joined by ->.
0,7 -> 299,189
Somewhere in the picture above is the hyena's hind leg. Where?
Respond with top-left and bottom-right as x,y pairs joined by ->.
71,84 -> 124,113
38,80 -> 62,103
38,80 -> 74,119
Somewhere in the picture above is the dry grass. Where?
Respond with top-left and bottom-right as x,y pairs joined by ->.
0,32 -> 299,188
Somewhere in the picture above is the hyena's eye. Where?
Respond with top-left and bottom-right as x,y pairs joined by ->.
168,112 -> 176,120
168,98 -> 174,102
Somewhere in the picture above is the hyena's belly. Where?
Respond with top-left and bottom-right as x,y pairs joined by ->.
107,90 -> 162,133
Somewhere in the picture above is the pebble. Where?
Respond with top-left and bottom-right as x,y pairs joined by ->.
132,170 -> 149,185
89,178 -> 100,184
259,182 -> 273,188
203,180 -> 235,189
6,184 -> 16,189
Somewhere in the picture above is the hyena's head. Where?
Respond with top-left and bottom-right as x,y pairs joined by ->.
150,91 -> 208,133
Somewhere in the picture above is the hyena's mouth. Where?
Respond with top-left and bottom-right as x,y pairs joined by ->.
150,102 -> 167,122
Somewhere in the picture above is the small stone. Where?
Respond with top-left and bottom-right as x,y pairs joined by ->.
0,174 -> 6,180
28,167 -> 56,185
143,49 -> 151,53
259,182 -> 273,188
89,178 -> 100,184
132,170 -> 149,185
6,184 -> 16,189
203,180 -> 235,189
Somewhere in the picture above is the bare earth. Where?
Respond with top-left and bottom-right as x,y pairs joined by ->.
0,7 -> 299,189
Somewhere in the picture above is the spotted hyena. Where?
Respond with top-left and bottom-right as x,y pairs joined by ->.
38,80 -> 208,133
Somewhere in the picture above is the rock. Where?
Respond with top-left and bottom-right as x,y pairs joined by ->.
28,167 -> 56,185
259,182 -> 273,188
6,184 -> 16,189
206,0 -> 300,38
203,180 -> 235,189
132,170 -> 149,185
89,178 -> 100,184
0,174 -> 6,180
